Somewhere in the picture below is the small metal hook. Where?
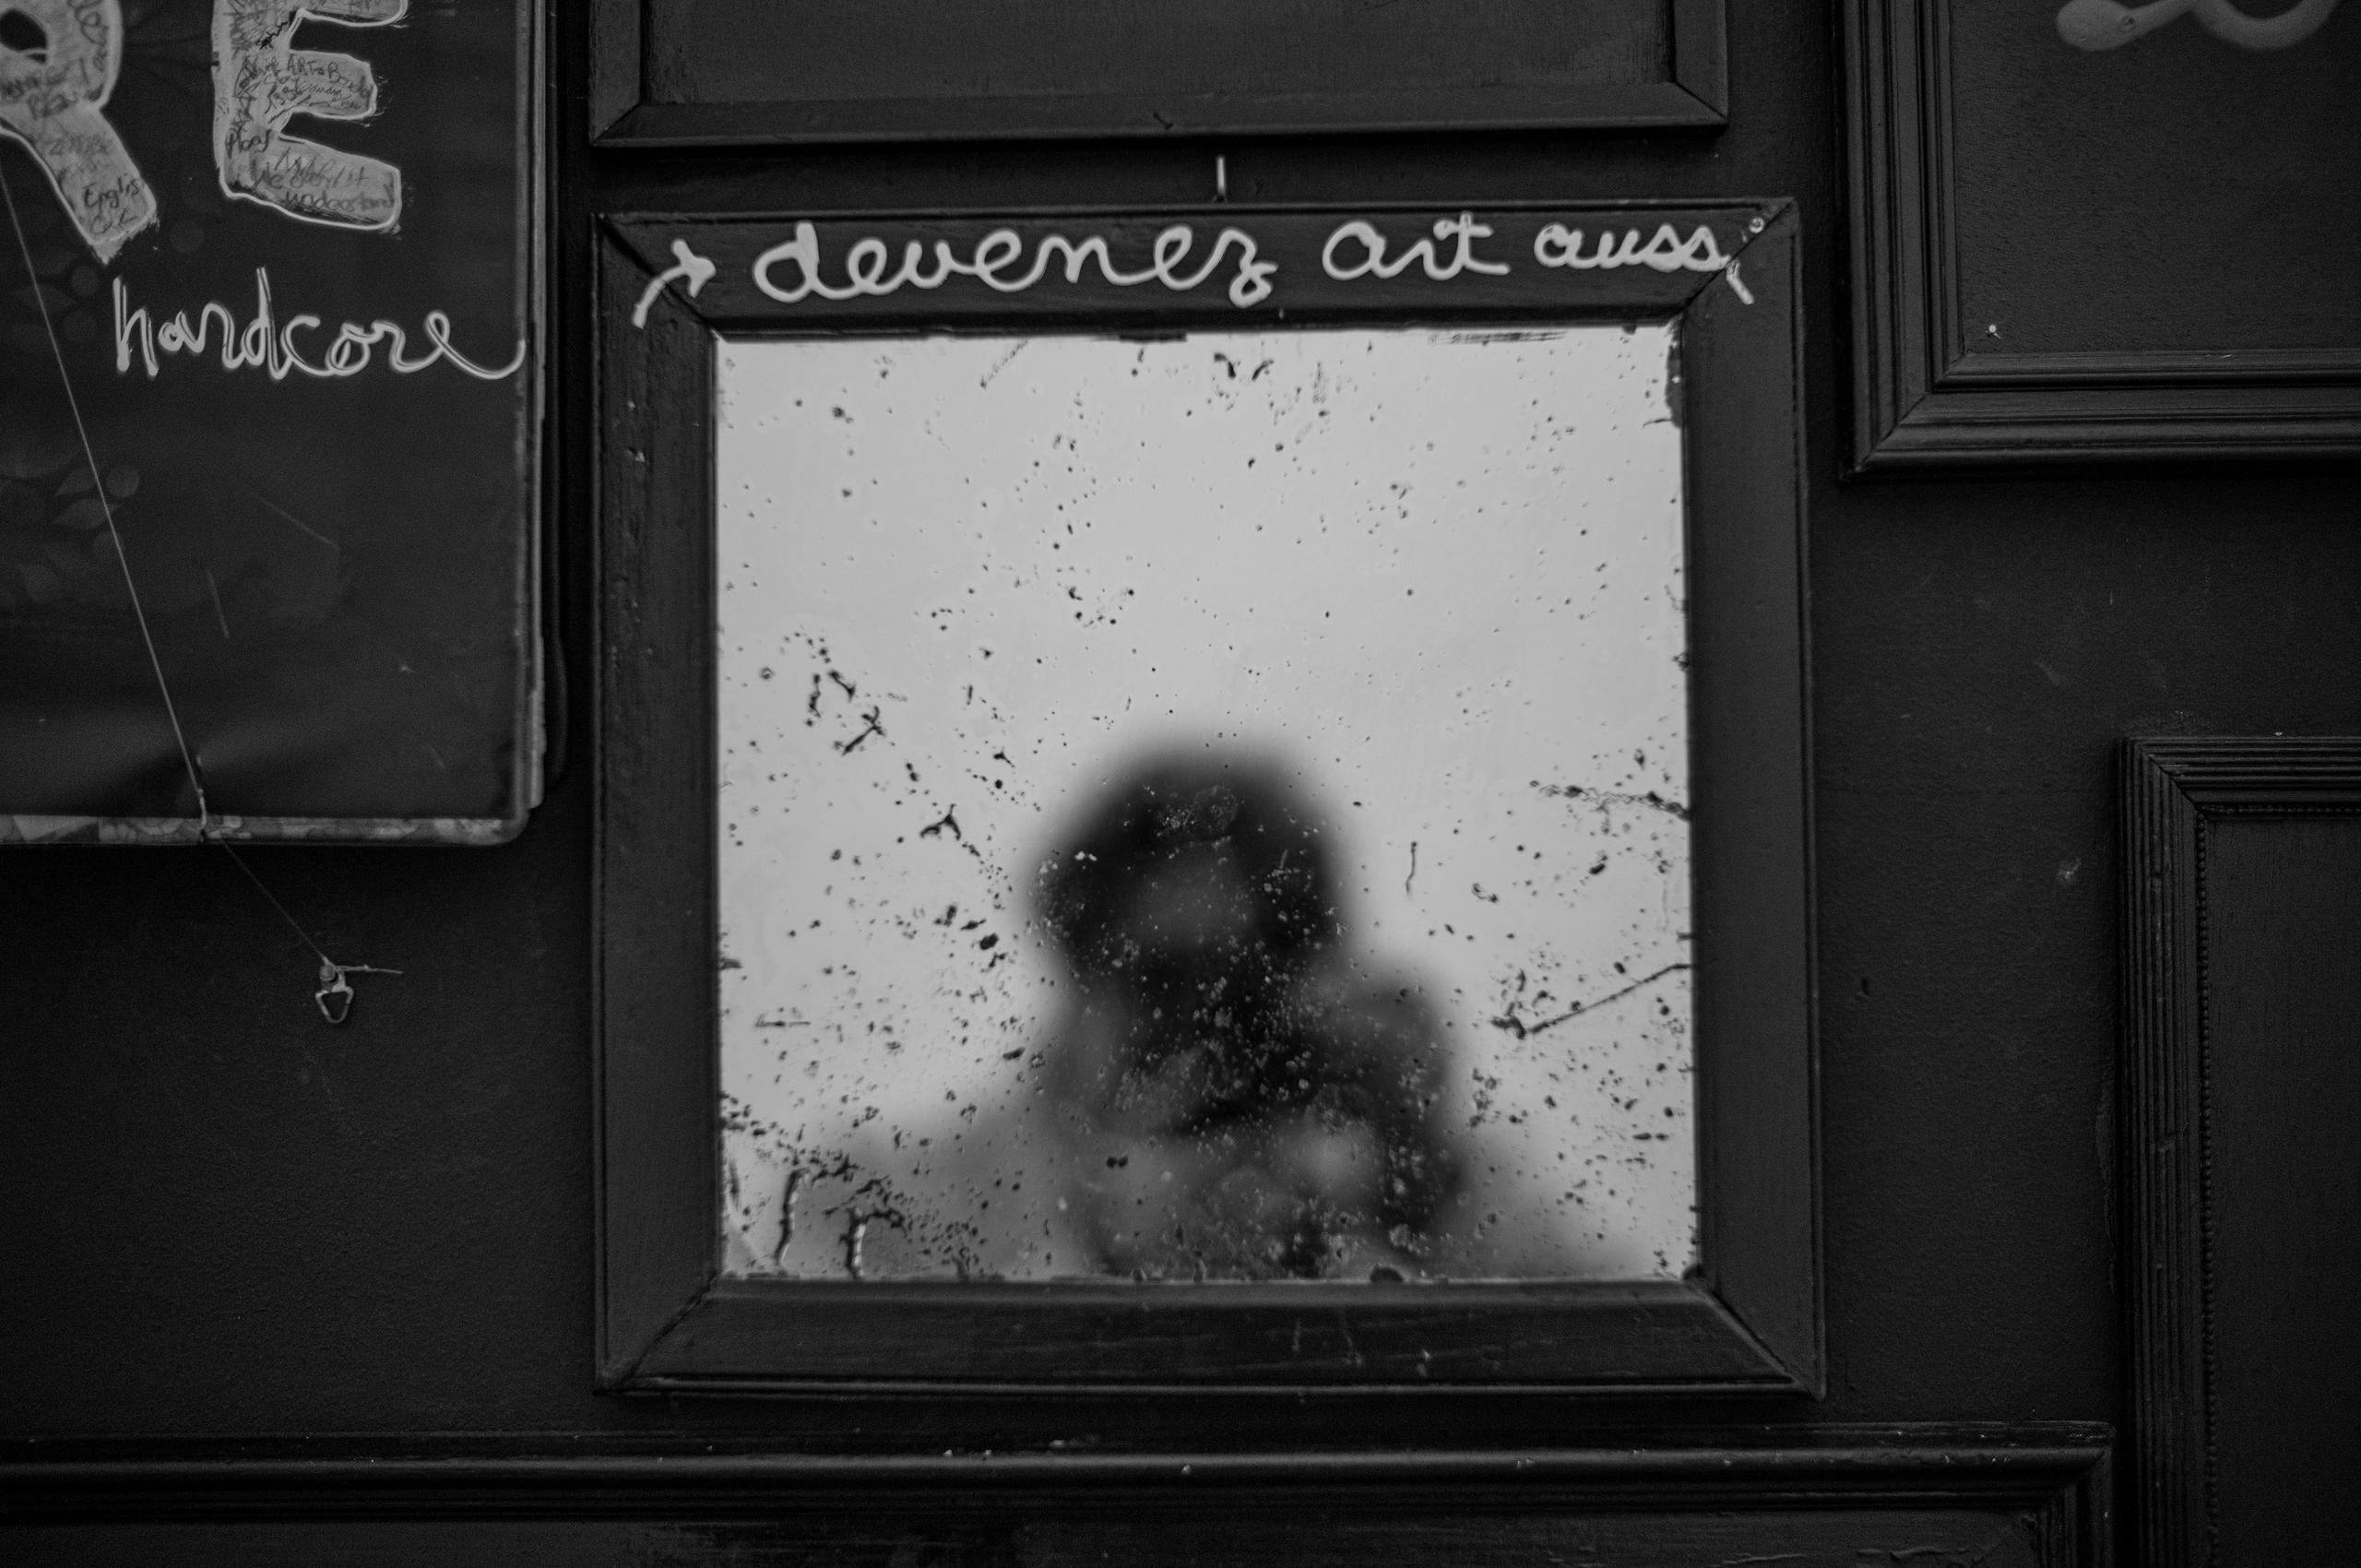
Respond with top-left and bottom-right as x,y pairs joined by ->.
316,960 -> 403,1025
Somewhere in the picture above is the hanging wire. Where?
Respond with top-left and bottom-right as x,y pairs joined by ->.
3,160 -> 395,1024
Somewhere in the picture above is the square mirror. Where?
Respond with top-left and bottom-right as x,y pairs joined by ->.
713,327 -> 1695,1285
596,204 -> 1811,1395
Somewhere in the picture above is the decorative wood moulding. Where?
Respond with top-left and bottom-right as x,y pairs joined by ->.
1,1430 -> 2112,1567
2119,738 -> 2361,1567
1843,2 -> 2361,470
589,0 -> 1727,144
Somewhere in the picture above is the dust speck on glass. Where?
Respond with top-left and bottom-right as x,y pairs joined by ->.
716,326 -> 1693,1282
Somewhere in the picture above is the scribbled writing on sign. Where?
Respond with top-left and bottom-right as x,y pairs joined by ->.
213,0 -> 406,230
1533,223 -> 1732,274
752,221 -> 1279,309
114,267 -> 524,381
1320,213 -> 1513,281
0,0 -> 156,260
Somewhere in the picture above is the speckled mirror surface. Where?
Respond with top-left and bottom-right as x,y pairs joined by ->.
715,326 -> 1693,1283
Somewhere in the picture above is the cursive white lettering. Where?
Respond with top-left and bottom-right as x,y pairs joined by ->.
753,221 -> 1278,309
113,267 -> 523,382
1532,222 -> 1731,275
1321,213 -> 1512,283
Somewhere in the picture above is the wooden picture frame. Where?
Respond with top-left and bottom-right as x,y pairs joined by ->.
1843,1 -> 2361,471
2119,738 -> 2361,1565
588,0 -> 1727,145
596,201 -> 1814,1401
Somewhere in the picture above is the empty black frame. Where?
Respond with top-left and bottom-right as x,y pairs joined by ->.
587,0 -> 1727,145
1842,1 -> 2361,471
2119,738 -> 2361,1565
596,201 -> 1814,1397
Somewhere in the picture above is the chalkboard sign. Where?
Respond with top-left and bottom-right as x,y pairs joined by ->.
0,1 -> 540,844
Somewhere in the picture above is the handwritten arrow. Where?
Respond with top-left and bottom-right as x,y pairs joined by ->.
632,238 -> 719,329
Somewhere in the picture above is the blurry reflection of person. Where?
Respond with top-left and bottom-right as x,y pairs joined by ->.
1029,750 -> 1463,1280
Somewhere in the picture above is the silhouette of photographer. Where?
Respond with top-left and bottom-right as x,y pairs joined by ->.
1025,749 -> 1464,1279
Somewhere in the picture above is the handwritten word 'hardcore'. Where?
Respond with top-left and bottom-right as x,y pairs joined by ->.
1533,223 -> 1731,274
114,268 -> 523,381
754,221 -> 1280,309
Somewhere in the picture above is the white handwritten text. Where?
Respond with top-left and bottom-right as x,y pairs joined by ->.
1532,223 -> 1732,274
114,267 -> 523,382
1321,213 -> 1513,282
752,221 -> 1279,310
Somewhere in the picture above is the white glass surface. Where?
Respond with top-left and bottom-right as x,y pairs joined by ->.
716,326 -> 1694,1281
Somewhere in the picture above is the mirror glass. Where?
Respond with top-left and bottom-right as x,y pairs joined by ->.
715,325 -> 1694,1282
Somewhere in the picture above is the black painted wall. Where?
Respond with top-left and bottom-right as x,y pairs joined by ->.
5,0 -> 2354,1542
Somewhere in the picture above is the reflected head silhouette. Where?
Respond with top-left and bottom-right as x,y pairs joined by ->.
1036,752 -> 1339,1071
1032,749 -> 1462,1278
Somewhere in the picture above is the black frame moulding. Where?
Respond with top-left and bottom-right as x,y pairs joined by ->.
587,0 -> 1727,144
2118,737 -> 2361,1568
597,200 -> 1815,1398
1841,0 -> 2361,471
1,1430 -> 2112,1564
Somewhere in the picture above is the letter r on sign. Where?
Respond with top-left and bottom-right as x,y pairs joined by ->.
0,0 -> 158,260
212,0 -> 407,231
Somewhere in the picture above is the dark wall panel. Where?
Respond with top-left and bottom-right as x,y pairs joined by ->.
3,0 -> 2354,1505
2201,816 -> 2361,1564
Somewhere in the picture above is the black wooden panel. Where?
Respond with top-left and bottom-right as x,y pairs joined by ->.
1,1436 -> 2110,1567
591,0 -> 1726,142
2193,817 -> 2361,1564
663,0 -> 1670,103
10,5 -> 2359,1562
1676,210 -> 1818,1379
1841,0 -> 2361,469
0,1513 -> 2049,1568
631,1281 -> 1791,1391
594,231 -> 720,1384
2120,741 -> 2361,1568
1948,18 -> 2357,361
